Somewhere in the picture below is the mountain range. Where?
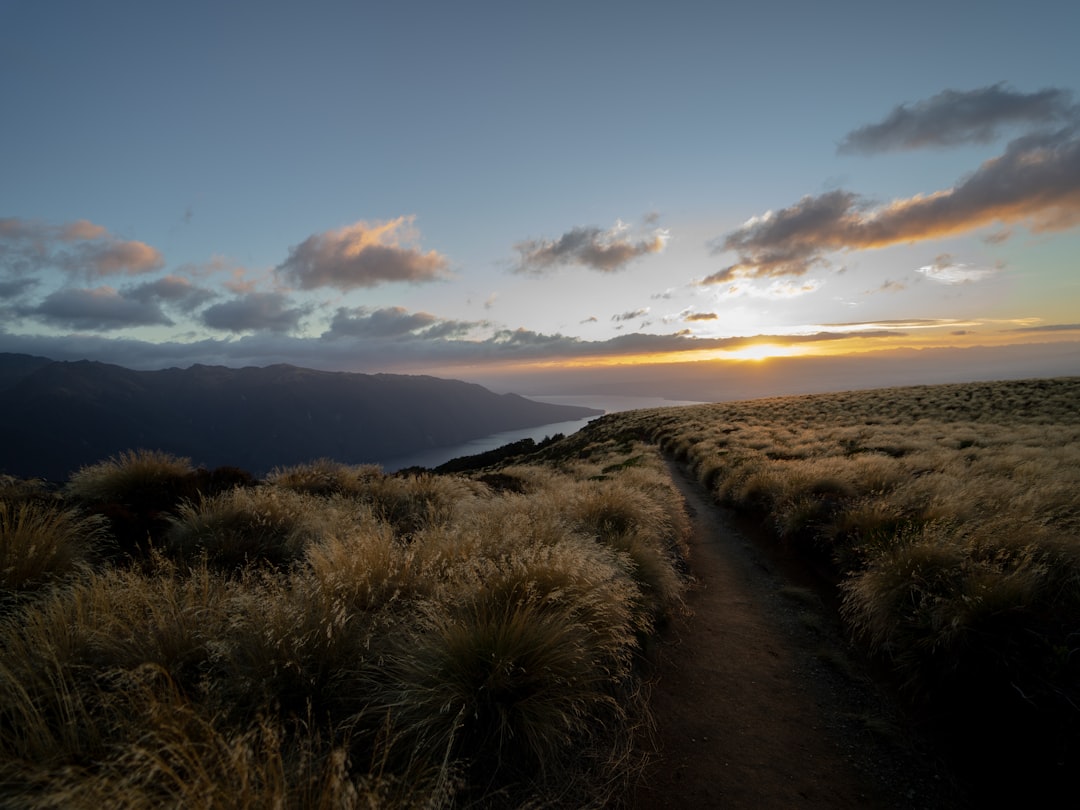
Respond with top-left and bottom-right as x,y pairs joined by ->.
0,354 -> 601,480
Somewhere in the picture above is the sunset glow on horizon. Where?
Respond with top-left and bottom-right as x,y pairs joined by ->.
2,1 -> 1078,399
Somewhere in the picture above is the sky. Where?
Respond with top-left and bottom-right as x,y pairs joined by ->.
2,0 -> 1079,399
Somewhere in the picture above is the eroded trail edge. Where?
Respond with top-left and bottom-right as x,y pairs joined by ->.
632,460 -> 963,809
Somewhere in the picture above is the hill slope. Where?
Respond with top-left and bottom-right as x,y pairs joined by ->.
0,355 -> 601,479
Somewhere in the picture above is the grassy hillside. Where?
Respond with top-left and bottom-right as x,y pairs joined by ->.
2,376 -> 1077,805
575,376 -> 1080,790
0,440 -> 688,808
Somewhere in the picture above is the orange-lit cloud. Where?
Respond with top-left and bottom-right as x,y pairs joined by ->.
0,216 -> 165,278
819,318 -> 977,332
514,218 -> 668,274
706,88 -> 1080,284
60,220 -> 109,240
278,216 -> 450,290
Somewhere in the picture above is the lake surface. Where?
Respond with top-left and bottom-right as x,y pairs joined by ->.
382,395 -> 705,471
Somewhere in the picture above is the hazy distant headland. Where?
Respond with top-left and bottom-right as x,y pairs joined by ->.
0,354 -> 602,480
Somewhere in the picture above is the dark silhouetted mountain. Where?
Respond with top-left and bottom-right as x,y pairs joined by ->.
0,356 -> 602,480
0,353 -> 54,390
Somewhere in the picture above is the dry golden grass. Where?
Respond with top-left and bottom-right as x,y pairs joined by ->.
164,486 -> 346,571
0,501 -> 105,597
585,376 -> 1080,774
0,440 -> 688,807
66,449 -> 195,505
15,377 -> 1073,800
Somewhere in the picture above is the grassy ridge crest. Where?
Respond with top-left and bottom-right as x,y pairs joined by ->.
582,376 -> 1080,789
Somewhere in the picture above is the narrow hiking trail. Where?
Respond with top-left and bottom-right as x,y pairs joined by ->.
631,461 -> 966,809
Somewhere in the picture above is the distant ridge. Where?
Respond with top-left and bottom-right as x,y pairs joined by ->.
0,354 -> 602,480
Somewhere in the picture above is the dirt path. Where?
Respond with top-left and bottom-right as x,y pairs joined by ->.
630,461 -> 966,809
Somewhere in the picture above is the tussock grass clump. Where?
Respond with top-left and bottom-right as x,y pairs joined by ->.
0,474 -> 52,505
301,515 -> 426,613
841,520 -> 1080,701
0,562 -> 230,769
362,473 -> 482,537
3,667 -> 445,810
67,449 -> 195,506
165,487 -> 339,570
365,588 -> 639,801
0,500 -> 105,597
266,458 -> 383,496
561,480 -> 686,621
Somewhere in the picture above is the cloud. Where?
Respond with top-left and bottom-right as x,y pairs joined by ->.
1008,322 -> 1080,333
0,278 -> 39,299
0,217 -> 164,278
917,254 -> 995,284
0,319 -> 917,378
277,216 -> 450,290
705,191 -> 858,281
128,275 -> 217,311
707,125 -> 1080,283
720,278 -> 823,299
26,286 -> 173,330
872,279 -> 907,294
514,219 -> 668,274
685,311 -> 718,322
820,318 -> 967,331
838,84 -> 1075,154
201,292 -> 307,333
612,308 -> 650,322
324,306 -> 479,340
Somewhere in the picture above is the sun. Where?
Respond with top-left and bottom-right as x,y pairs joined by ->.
715,343 -> 801,362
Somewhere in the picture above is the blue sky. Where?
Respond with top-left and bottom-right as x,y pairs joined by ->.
2,0 -> 1078,395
